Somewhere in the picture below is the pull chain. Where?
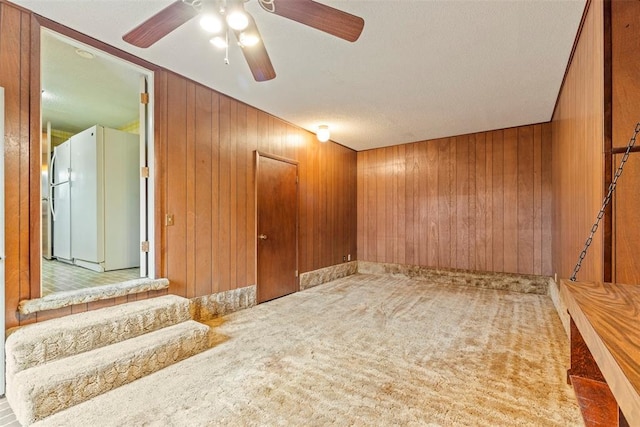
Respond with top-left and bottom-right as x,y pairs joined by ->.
570,122 -> 640,281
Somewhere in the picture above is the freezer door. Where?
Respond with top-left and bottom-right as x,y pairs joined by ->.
51,141 -> 70,185
52,181 -> 71,261
51,141 -> 72,261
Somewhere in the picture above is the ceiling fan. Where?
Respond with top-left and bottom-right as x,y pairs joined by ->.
122,0 -> 365,82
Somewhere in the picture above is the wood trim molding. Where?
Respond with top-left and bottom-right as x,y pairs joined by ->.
603,0 -> 613,283
611,146 -> 640,155
256,150 -> 299,166
33,15 -> 160,72
29,13 -> 41,299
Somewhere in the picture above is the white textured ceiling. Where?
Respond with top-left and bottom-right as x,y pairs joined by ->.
42,31 -> 141,133
15,0 -> 585,151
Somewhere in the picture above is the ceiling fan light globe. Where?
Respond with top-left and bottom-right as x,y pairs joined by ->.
239,32 -> 260,47
226,11 -> 249,31
210,36 -> 228,49
200,13 -> 223,33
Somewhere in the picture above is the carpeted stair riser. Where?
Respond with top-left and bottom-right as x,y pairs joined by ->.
5,294 -> 191,377
9,320 -> 210,425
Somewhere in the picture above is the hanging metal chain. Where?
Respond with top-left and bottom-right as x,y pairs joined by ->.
570,122 -> 640,281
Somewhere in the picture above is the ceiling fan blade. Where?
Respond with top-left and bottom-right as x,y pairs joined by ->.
123,1 -> 199,48
232,15 -> 276,82
269,0 -> 364,42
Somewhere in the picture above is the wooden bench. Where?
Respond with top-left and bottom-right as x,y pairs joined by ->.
561,280 -> 640,426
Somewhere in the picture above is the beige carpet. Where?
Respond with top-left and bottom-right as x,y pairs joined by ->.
34,273 -> 582,426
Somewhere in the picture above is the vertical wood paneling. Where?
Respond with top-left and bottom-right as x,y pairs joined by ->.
236,103 -> 247,289
166,74 -> 187,296
185,83 -> 196,297
492,130 -> 505,272
517,126 -> 534,275
218,96 -> 231,292
475,133 -> 486,270
245,107 -> 257,284
28,14 -> 40,300
484,132 -> 494,270
404,144 -> 416,265
356,152 -> 366,261
210,93 -> 221,293
228,99 -> 238,289
541,124 -> 552,276
194,85 -> 212,296
426,141 -> 438,267
153,72 -> 357,297
18,11 -> 31,309
614,153 -> 640,284
533,125 -> 543,275
502,128 -> 518,273
437,138 -> 451,268
468,135 -> 476,271
4,3 -> 356,327
154,71 -> 167,285
397,144 -> 406,265
448,138 -> 457,269
418,141 -> 428,266
356,124 -> 552,276
1,3 -> 24,327
552,0 -> 605,282
611,0 -> 640,284
455,135 -> 469,270
375,148 -> 386,262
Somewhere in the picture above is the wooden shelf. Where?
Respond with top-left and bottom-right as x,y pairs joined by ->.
561,279 -> 640,425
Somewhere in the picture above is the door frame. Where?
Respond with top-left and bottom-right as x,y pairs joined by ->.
32,21 -> 160,298
255,151 -> 299,302
1,86 -> 6,394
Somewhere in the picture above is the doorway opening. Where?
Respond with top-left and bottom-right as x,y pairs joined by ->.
40,29 -> 155,297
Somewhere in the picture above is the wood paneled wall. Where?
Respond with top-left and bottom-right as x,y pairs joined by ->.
357,123 -> 552,276
0,1 -> 356,328
155,71 -> 357,298
551,0 -> 605,283
0,1 -> 40,328
611,0 -> 640,284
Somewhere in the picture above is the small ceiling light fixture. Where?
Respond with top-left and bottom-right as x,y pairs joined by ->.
75,48 -> 95,59
226,9 -> 249,31
317,125 -> 330,143
200,13 -> 224,33
239,32 -> 260,47
210,36 -> 228,49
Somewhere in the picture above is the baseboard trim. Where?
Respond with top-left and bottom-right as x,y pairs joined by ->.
299,261 -> 358,291
191,285 -> 257,321
357,261 -> 550,295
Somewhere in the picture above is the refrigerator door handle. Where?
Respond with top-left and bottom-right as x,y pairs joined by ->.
49,151 -> 56,221
49,181 -> 56,221
50,151 -> 57,185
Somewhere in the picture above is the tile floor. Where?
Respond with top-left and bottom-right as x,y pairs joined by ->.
0,398 -> 19,427
41,259 -> 140,296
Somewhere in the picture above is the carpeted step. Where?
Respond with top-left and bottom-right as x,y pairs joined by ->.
5,294 -> 192,377
8,320 -> 211,425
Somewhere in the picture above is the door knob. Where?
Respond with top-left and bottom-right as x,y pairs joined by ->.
258,234 -> 268,240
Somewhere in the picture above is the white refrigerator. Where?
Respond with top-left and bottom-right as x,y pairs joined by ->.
51,125 -> 140,272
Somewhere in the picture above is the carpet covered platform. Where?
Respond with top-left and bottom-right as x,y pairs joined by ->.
30,273 -> 581,426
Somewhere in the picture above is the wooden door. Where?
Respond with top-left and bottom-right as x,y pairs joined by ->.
256,153 -> 298,303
